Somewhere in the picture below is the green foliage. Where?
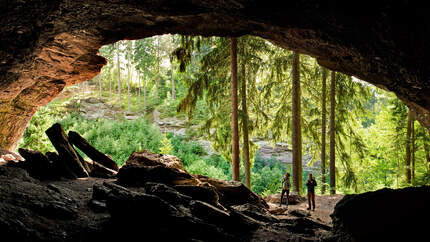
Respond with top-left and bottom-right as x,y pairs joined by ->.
20,34 -> 430,198
159,134 -> 174,155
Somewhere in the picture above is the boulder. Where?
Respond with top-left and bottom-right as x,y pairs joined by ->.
90,161 -> 117,178
231,203 -> 278,223
117,164 -> 197,187
18,148 -> 56,180
45,123 -> 89,177
195,174 -> 269,209
45,151 -> 77,179
125,150 -> 184,171
174,184 -> 220,206
144,182 -> 192,206
264,192 -> 306,205
0,148 -> 24,164
331,186 -> 430,241
68,131 -> 119,171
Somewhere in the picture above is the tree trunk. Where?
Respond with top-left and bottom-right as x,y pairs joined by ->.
109,64 -> 112,95
241,57 -> 251,189
230,37 -> 240,182
68,131 -> 119,171
45,123 -> 89,178
292,51 -> 302,194
170,35 -> 176,100
411,114 -> 415,184
116,42 -> 122,108
143,77 -> 147,114
329,71 -> 336,195
321,67 -> 327,194
138,70 -> 141,99
127,41 -> 131,112
405,109 -> 412,185
98,74 -> 102,100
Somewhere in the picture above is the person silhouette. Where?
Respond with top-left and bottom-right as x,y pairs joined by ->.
306,173 -> 317,211
279,172 -> 291,208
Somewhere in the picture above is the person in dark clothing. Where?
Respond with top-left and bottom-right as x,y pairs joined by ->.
306,173 -> 317,211
279,172 -> 291,208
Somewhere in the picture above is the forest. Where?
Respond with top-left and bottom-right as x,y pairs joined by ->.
19,34 -> 430,196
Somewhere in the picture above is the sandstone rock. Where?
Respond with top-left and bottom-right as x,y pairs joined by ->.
45,151 -> 78,179
126,150 -> 184,171
90,161 -> 117,178
145,182 -> 192,206
267,204 -> 289,215
117,164 -> 196,187
174,184 -> 220,206
88,199 -> 107,213
0,166 -> 89,242
18,148 -> 56,180
45,123 -> 89,177
331,186 -> 430,241
0,148 -> 24,164
231,203 -> 278,223
68,131 -> 119,171
264,192 -> 306,205
195,174 -> 269,209
2,1 -> 430,151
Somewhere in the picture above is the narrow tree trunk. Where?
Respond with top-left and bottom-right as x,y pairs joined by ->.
230,37 -> 240,182
170,35 -> 176,101
329,71 -> 336,195
411,115 -> 415,184
68,131 -> 119,171
116,42 -> 122,108
143,77 -> 147,114
98,74 -> 102,100
127,41 -> 131,112
321,67 -> 327,194
292,51 -> 302,194
405,109 -> 412,185
241,58 -> 251,188
45,123 -> 89,178
109,65 -> 112,95
138,70 -> 141,99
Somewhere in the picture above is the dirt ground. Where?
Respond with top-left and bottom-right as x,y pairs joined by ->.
268,194 -> 344,225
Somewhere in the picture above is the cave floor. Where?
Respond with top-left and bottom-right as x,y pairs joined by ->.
268,194 -> 344,225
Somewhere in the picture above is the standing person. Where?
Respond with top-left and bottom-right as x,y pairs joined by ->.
306,173 -> 317,211
279,172 -> 291,208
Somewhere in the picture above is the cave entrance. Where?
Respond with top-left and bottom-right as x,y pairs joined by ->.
15,31 -> 429,197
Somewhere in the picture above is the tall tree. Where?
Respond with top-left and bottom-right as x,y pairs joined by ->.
230,37 -> 240,181
329,71 -> 336,194
405,109 -> 412,185
116,41 -> 122,107
127,41 -> 132,112
411,115 -> 415,184
291,51 -> 302,194
321,67 -> 327,194
137,70 -> 141,98
98,74 -> 102,100
170,35 -> 176,100
241,48 -> 251,188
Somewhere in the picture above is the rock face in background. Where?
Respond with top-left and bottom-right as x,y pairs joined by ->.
1,1 -> 430,149
330,186 -> 430,241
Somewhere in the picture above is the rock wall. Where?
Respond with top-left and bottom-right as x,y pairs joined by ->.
2,0 -> 430,149
330,186 -> 430,241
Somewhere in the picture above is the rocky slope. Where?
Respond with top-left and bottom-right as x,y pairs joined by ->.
0,150 -> 331,241
1,1 -> 430,150
1,149 -> 429,241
